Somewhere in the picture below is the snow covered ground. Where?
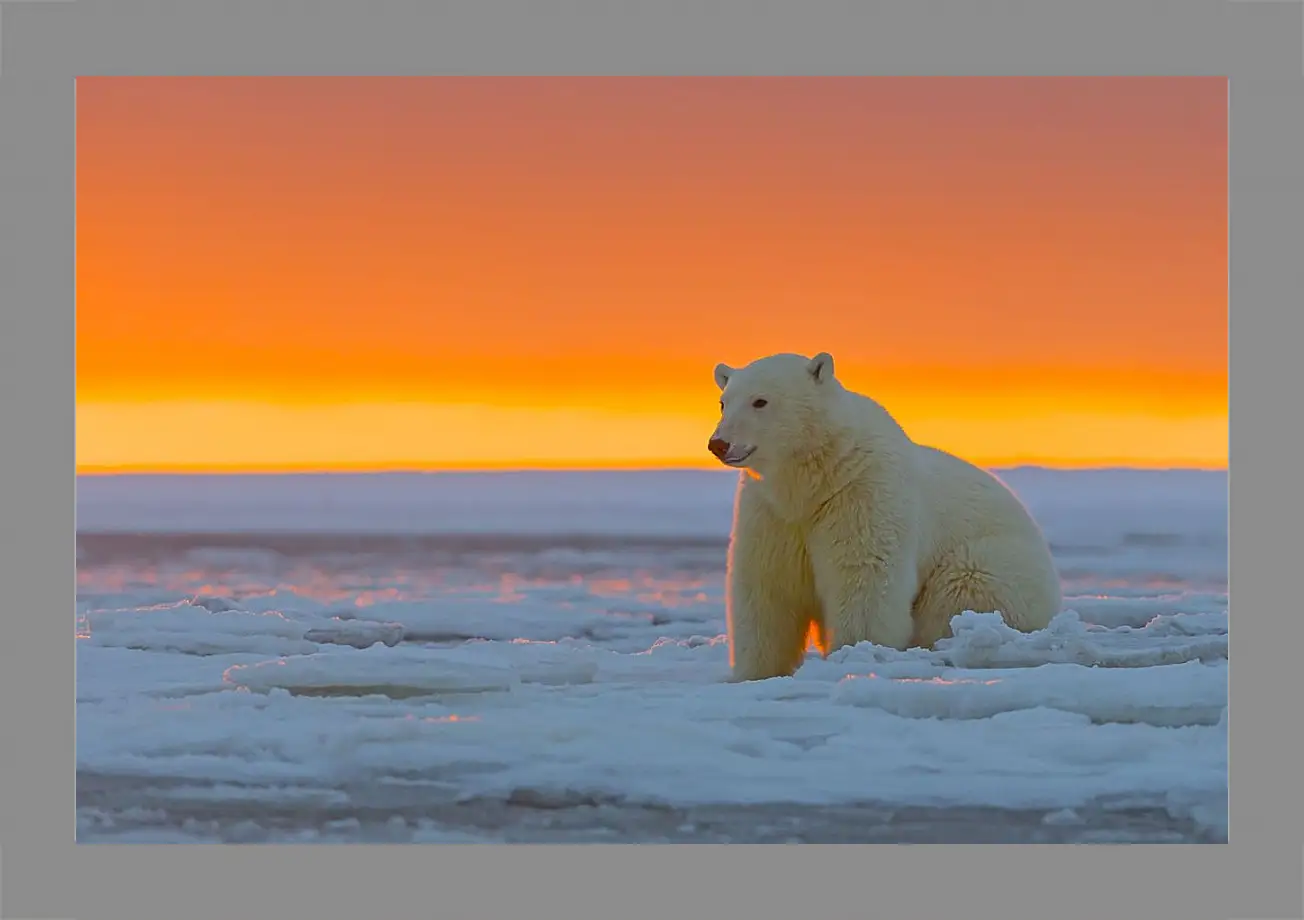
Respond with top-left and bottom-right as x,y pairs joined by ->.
75,468 -> 1228,843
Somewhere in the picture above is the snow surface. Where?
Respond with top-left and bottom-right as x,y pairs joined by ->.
76,468 -> 1228,843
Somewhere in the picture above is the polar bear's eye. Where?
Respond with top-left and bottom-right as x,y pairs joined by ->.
752,398 -> 768,409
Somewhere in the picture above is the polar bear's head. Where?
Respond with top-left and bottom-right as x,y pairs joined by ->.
708,352 -> 839,473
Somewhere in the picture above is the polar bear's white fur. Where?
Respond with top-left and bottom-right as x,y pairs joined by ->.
708,352 -> 1061,682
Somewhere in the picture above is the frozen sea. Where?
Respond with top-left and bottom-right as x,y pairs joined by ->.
75,468 -> 1228,844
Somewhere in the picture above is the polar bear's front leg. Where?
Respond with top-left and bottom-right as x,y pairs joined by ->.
726,482 -> 820,682
807,502 -> 918,653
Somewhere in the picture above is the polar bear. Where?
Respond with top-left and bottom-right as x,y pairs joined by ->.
708,352 -> 1061,682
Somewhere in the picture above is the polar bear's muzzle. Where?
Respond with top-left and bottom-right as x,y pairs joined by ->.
708,438 -> 756,467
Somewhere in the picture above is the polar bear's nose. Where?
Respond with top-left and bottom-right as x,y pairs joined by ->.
708,438 -> 732,460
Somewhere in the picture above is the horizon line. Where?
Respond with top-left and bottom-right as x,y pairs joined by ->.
76,460 -> 1230,477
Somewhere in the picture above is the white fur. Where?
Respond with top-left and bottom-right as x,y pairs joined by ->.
710,352 -> 1062,682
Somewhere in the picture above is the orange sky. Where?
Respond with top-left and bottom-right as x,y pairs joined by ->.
75,77 -> 1228,472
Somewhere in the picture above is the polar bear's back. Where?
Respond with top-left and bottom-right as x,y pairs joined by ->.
832,389 -> 1046,556
910,443 -> 1048,558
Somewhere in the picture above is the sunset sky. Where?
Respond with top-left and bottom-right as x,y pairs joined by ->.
76,77 -> 1227,473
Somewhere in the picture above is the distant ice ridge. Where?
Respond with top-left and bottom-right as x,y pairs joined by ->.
75,467 -> 1226,545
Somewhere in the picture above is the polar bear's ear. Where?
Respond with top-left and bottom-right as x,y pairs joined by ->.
713,363 -> 733,390
808,352 -> 835,384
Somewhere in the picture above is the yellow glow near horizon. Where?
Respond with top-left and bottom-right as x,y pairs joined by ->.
75,401 -> 1228,473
